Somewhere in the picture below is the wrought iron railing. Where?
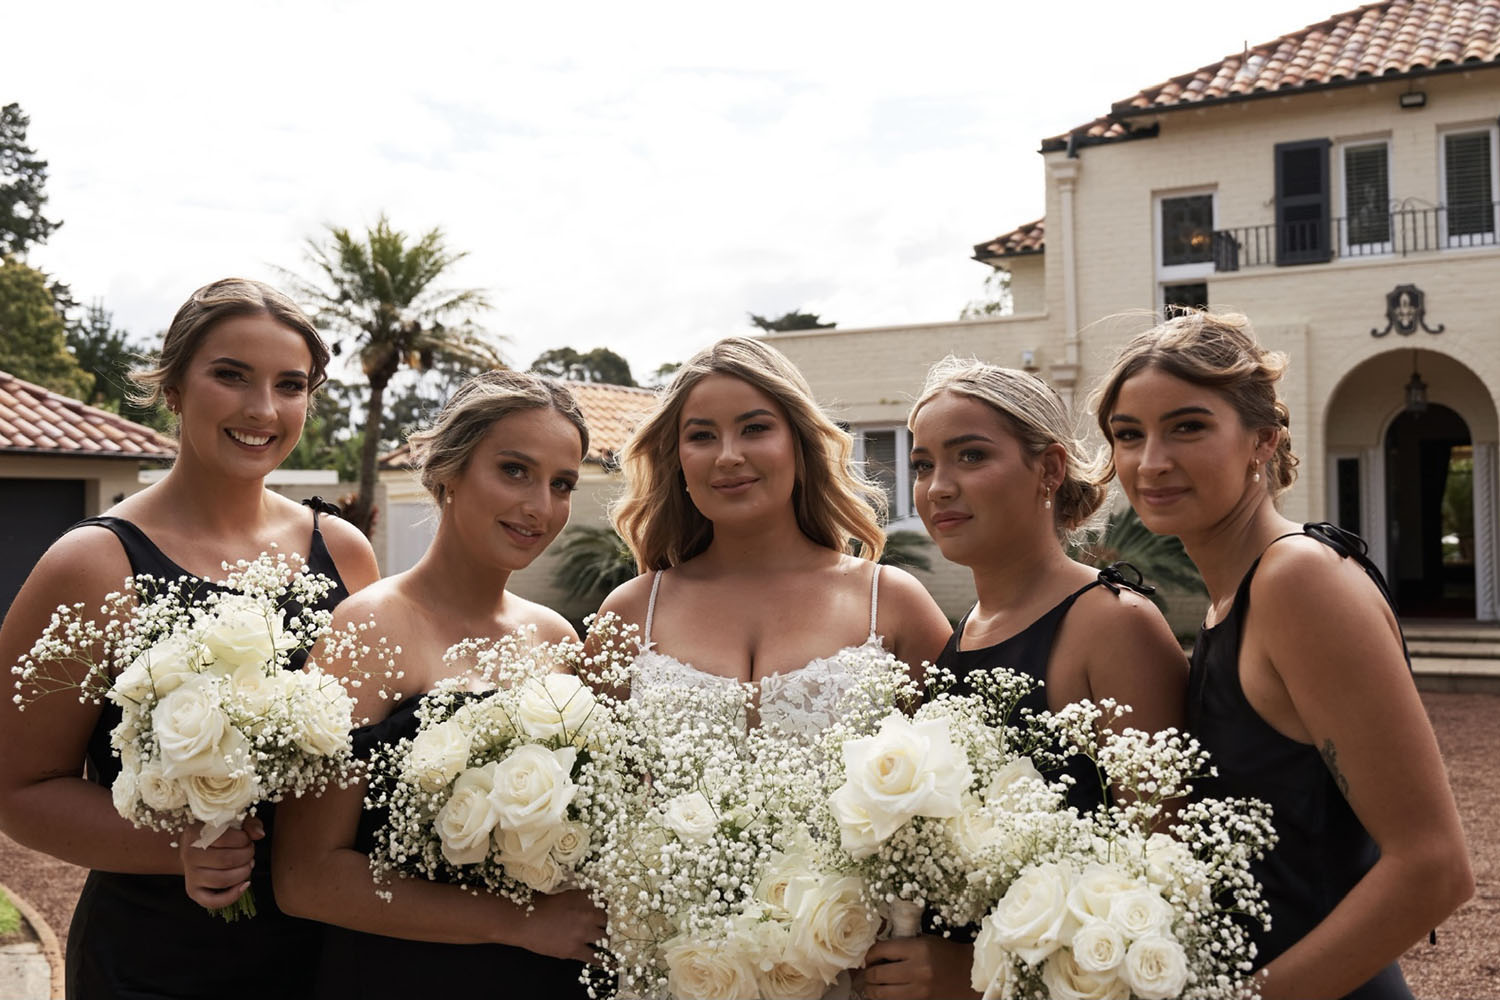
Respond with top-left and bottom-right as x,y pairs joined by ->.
1212,202 -> 1498,271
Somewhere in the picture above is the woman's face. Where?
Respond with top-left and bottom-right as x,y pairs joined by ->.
909,391 -> 1054,566
444,407 -> 581,571
169,314 -> 312,481
677,374 -> 799,527
1107,365 -> 1269,538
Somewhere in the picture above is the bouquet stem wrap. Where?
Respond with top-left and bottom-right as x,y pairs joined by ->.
887,899 -> 923,939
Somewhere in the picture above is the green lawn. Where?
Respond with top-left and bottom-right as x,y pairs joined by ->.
0,888 -> 20,935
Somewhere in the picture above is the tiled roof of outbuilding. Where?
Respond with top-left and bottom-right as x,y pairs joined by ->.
380,380 -> 657,471
1043,0 -> 1500,151
973,218 -> 1045,261
0,369 -> 176,459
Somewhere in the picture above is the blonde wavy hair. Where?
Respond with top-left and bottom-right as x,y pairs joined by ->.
910,357 -> 1108,542
1090,311 -> 1298,496
611,336 -> 886,571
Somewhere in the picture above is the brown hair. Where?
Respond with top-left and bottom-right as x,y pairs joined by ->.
1090,311 -> 1298,495
611,336 -> 885,571
910,357 -> 1107,541
407,370 -> 588,504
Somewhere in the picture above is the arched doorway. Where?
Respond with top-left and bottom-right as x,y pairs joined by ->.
1384,404 -> 1472,616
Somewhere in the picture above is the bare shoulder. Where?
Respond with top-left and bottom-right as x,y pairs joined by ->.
873,563 -> 942,615
1073,581 -> 1177,643
507,595 -> 578,644
328,575 -> 411,630
15,524 -> 133,605
1251,534 -> 1386,621
598,572 -> 656,629
313,510 -> 380,593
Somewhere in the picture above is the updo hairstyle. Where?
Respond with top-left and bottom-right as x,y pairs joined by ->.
407,370 -> 589,505
1090,311 -> 1298,495
909,357 -> 1107,541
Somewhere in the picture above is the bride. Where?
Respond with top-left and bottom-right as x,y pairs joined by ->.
598,335 -> 950,738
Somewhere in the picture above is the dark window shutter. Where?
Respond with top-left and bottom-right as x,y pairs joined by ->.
1275,139 -> 1331,264
1446,132 -> 1495,239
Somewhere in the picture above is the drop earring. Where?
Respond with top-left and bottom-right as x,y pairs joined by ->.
1043,483 -> 1053,510
1251,462 -> 1261,484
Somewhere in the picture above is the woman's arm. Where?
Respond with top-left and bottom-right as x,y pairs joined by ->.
1075,588 -> 1188,738
0,531 -> 185,874
1249,541 -> 1473,999
873,566 -> 953,675
318,513 -> 381,595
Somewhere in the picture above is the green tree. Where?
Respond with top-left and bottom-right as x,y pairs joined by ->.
959,268 -> 1013,319
531,346 -> 637,386
0,256 -> 91,398
284,214 -> 502,534
284,379 -> 364,481
0,104 -> 60,258
748,310 -> 835,333
649,361 -> 682,387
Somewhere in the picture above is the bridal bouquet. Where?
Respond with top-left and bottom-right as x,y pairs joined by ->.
13,551 -> 359,920
966,701 -> 1276,1000
585,653 -> 885,999
364,622 -> 635,906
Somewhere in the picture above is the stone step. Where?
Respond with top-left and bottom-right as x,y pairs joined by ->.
1407,642 -> 1500,659
1411,657 -> 1500,694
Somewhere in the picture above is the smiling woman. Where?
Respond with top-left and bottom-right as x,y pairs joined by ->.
0,278 -> 381,1000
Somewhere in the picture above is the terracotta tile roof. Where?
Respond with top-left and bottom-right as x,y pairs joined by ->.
973,217 -> 1046,261
0,369 -> 176,459
381,380 -> 658,471
1044,0 -> 1500,149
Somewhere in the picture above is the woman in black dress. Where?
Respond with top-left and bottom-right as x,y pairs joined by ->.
0,278 -> 381,999
856,358 -> 1186,1000
273,371 -> 604,998
1094,311 -> 1473,999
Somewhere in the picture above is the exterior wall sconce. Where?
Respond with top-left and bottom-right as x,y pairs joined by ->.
1399,90 -> 1427,109
1404,350 -> 1428,416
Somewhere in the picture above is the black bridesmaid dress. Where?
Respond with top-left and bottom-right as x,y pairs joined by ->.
1188,523 -> 1413,999
314,692 -> 592,999
65,499 -> 348,1000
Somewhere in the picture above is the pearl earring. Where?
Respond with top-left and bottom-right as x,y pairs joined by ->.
1043,483 -> 1053,510
1251,463 -> 1261,484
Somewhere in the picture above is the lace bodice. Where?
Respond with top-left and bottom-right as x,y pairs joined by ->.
629,565 -> 885,742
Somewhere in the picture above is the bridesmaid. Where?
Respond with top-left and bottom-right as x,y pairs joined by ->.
598,336 -> 951,715
273,370 -> 604,999
0,278 -> 380,999
1094,311 -> 1472,999
855,358 -> 1186,1000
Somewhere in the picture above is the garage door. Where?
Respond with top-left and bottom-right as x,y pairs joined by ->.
1,478 -> 86,619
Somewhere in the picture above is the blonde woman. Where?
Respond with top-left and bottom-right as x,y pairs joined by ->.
1094,312 -> 1472,999
599,336 -> 950,741
0,278 -> 380,999
273,371 -> 603,998
855,359 -> 1185,1000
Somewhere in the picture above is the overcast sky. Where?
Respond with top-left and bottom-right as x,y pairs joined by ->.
9,0 -> 1336,381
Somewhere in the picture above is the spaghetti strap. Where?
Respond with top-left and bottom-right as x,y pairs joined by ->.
302,495 -> 341,527
867,564 -> 883,639
643,570 -> 664,647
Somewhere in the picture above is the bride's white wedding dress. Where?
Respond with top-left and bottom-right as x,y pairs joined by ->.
629,564 -> 886,742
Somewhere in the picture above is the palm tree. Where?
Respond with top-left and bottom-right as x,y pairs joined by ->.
285,215 -> 503,534
877,530 -> 933,573
1069,506 -> 1205,611
552,524 -> 638,601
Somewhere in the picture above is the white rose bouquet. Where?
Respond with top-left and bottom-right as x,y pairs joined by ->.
13,551 -> 360,921
364,622 -> 634,908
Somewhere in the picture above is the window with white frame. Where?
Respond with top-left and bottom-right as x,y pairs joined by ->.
1441,125 -> 1499,247
1341,139 -> 1391,255
852,425 -> 912,523
1155,190 -> 1215,312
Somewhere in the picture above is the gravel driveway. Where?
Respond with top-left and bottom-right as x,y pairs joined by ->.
2,691 -> 1496,996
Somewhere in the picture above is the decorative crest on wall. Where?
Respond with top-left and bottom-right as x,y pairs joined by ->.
1371,284 -> 1444,337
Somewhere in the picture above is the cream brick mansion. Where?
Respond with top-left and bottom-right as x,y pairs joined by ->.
767,0 -> 1500,623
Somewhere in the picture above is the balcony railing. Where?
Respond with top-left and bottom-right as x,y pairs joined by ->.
1212,202 -> 1498,271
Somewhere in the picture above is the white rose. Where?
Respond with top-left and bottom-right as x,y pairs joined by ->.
971,909 -> 1019,999
1067,863 -> 1139,925
490,744 -> 577,858
110,633 -> 201,705
663,935 -> 760,1000
756,959 -> 827,1000
1122,935 -> 1189,1000
515,673 -> 597,741
1109,887 -> 1174,940
950,794 -> 1002,859
548,820 -> 591,867
435,764 -> 502,866
451,694 -> 514,740
183,769 -> 259,832
663,790 -> 719,843
784,875 -> 880,977
405,718 -> 473,791
136,758 -> 189,812
494,824 -> 550,868
503,851 -> 568,893
288,671 -> 353,756
1071,919 -> 1126,974
990,862 -> 1078,966
827,792 -> 884,859
152,677 -> 245,779
224,660 -> 281,717
1040,949 -> 1130,1000
829,713 -> 971,854
756,853 -> 820,920
985,756 -> 1046,806
110,767 -> 139,817
199,595 -> 295,672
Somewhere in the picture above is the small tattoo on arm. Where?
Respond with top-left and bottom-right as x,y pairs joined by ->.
1320,739 -> 1351,798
